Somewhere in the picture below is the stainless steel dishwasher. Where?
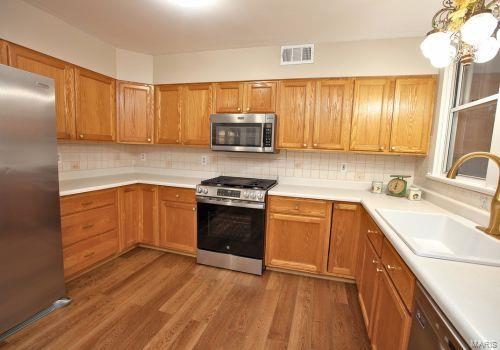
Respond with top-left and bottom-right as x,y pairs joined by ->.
408,283 -> 470,350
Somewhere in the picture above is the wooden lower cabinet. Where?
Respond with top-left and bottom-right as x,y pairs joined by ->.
158,187 -> 197,254
139,184 -> 159,246
118,185 -> 141,251
371,269 -> 412,350
327,202 -> 361,278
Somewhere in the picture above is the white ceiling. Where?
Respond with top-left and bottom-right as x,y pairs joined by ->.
23,0 -> 441,55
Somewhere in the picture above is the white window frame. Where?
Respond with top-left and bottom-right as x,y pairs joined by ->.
427,63 -> 500,196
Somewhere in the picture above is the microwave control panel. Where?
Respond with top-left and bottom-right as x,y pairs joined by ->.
263,123 -> 273,147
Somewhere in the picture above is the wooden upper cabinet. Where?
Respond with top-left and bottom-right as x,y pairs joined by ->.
181,83 -> 213,146
313,79 -> 354,150
75,67 -> 116,141
371,269 -> 412,350
327,202 -> 361,278
243,81 -> 277,113
117,81 -> 154,144
0,40 -> 9,65
214,82 -> 244,113
8,44 -> 76,140
118,185 -> 140,251
277,79 -> 315,149
350,78 -> 394,152
389,77 -> 436,154
156,84 -> 182,144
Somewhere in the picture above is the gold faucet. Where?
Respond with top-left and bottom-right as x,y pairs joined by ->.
447,152 -> 500,238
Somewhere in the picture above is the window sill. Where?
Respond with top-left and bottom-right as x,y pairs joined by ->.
425,174 -> 495,196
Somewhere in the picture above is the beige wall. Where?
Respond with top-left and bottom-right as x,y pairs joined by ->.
116,49 -> 154,84
154,37 -> 437,84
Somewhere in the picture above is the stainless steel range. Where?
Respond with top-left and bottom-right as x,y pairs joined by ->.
196,176 -> 277,275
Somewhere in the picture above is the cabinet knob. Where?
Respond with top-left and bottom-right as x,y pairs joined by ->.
371,259 -> 378,265
79,134 -> 84,139
376,267 -> 383,272
294,206 -> 299,210
176,140 -> 179,143
175,194 -> 180,198
237,107 -> 241,112
391,146 -> 396,151
380,146 -> 384,151
246,107 -> 250,112
192,207 -> 196,211
303,143 -> 307,148
147,138 -> 152,142
313,143 -> 318,147
387,264 -> 401,271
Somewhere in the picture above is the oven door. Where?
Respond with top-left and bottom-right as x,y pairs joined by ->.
197,197 -> 265,259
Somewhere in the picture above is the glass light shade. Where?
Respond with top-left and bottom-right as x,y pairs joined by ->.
421,31 -> 452,58
474,37 -> 500,63
428,43 -> 457,68
461,12 -> 498,46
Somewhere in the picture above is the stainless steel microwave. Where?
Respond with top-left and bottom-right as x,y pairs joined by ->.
210,114 -> 276,153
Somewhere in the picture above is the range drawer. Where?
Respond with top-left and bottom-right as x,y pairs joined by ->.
60,188 -> 117,216
63,230 -> 118,278
61,204 -> 117,247
381,239 -> 415,311
366,216 -> 383,256
159,186 -> 196,204
268,196 -> 330,218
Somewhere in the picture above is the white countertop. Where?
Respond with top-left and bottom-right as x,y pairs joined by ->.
269,183 -> 500,348
58,173 -> 500,346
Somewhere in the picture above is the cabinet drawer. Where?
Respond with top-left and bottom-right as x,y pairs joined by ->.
63,230 -> 118,278
268,196 -> 330,218
159,186 -> 196,204
61,204 -> 117,247
366,217 -> 384,256
60,189 -> 117,216
381,239 -> 415,311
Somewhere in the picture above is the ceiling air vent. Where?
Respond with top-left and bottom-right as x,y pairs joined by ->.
280,44 -> 314,65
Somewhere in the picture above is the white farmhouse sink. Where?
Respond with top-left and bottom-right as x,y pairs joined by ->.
376,209 -> 500,267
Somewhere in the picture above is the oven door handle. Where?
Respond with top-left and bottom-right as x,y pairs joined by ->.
197,196 -> 265,210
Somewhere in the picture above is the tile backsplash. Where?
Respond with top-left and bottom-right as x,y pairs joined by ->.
58,142 -> 417,183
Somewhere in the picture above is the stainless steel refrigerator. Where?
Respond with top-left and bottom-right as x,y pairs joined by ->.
0,65 -> 69,339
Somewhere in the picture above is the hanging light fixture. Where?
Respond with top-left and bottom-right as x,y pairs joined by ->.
421,0 -> 499,68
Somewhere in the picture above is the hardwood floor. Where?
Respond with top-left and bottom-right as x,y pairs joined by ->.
0,248 -> 370,350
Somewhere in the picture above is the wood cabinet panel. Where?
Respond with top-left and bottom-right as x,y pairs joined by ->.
266,210 -> 331,274
140,185 -> 159,246
159,186 -> 196,204
75,67 -> 116,141
0,40 -> 8,65
350,78 -> 394,152
61,204 -> 117,248
159,200 -> 197,254
390,77 -> 436,154
60,189 -> 117,216
117,81 -> 154,144
313,79 -> 354,150
277,80 -> 315,149
366,215 -> 384,257
214,82 -> 243,113
371,269 -> 412,350
268,196 -> 329,218
244,81 -> 276,113
155,84 -> 182,144
327,202 -> 361,278
63,230 -> 118,279
8,44 -> 76,140
118,185 -> 140,251
381,239 -> 415,311
181,83 -> 213,145
357,237 -> 382,337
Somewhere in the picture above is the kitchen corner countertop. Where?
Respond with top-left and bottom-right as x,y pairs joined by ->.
59,173 -> 201,196
269,183 -> 500,348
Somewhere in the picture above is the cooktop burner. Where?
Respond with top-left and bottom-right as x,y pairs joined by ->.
201,176 -> 277,190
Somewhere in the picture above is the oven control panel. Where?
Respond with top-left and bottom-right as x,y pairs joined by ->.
216,189 -> 240,198
196,185 -> 267,202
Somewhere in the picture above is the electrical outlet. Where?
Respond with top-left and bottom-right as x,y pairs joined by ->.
479,195 -> 489,210
201,155 -> 208,166
140,153 -> 146,161
340,163 -> 348,173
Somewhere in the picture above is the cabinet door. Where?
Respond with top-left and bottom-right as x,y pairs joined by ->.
244,81 -> 277,113
358,237 -> 382,336
181,83 -> 213,146
214,82 -> 243,113
389,77 -> 436,154
371,269 -> 412,350
266,212 -> 330,273
140,185 -> 159,246
313,79 -> 354,150
327,202 -> 361,278
350,78 -> 394,152
118,185 -> 140,251
159,200 -> 197,253
1,40 -> 9,65
277,80 -> 315,149
156,84 -> 182,144
117,81 -> 154,144
8,44 -> 76,140
75,68 -> 116,141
